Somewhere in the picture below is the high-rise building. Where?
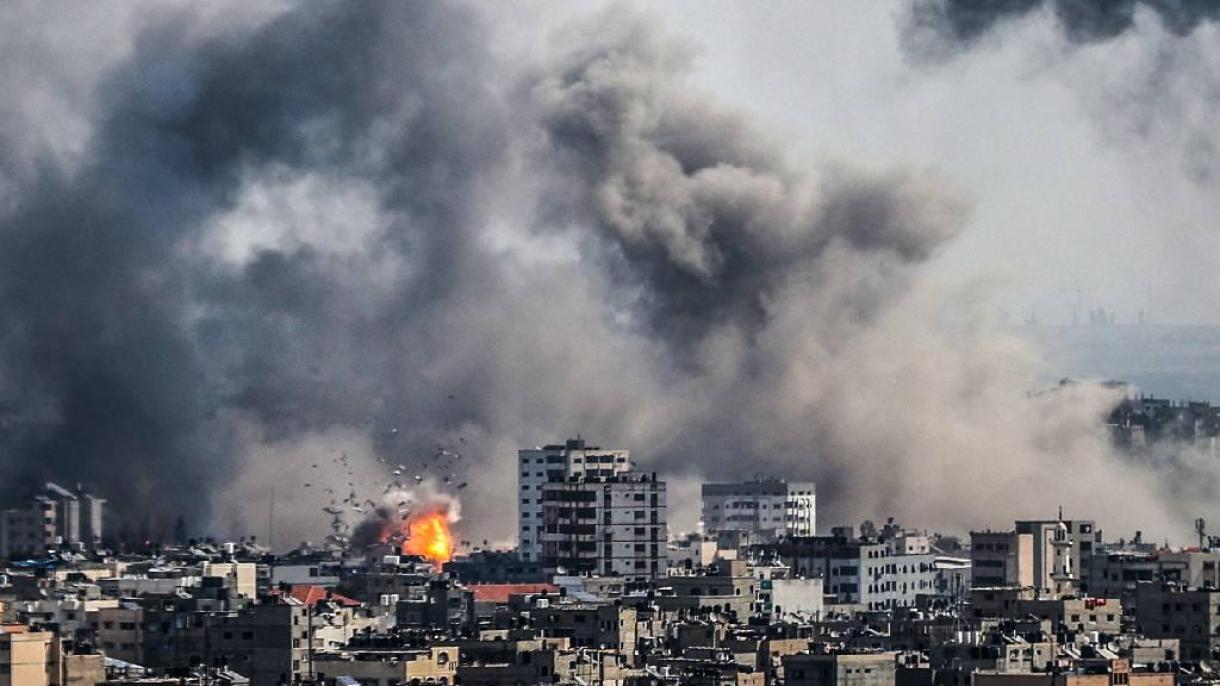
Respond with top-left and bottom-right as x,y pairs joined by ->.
517,438 -> 631,562
538,472 -> 667,581
701,479 -> 816,540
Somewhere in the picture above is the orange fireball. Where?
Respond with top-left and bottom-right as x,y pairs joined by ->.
402,510 -> 454,566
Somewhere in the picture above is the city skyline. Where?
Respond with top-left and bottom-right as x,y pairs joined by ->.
1,1 -> 1219,563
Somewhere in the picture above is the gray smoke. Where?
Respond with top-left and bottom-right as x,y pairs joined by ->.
0,1 -> 1206,547
903,1 -> 1220,205
906,0 -> 1220,52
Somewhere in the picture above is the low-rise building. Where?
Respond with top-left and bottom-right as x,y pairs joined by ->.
311,645 -> 457,685
783,650 -> 898,686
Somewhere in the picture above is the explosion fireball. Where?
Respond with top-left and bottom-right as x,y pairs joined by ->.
402,510 -> 455,566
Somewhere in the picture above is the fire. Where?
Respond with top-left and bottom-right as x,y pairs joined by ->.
402,510 -> 454,566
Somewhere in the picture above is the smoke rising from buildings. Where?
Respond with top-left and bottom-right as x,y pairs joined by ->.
0,1 -> 1213,546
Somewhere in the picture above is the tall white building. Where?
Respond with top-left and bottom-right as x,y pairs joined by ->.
517,438 -> 631,561
701,479 -> 816,540
539,472 -> 667,580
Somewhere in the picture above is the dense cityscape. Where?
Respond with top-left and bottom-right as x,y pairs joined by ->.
5,0 -> 1220,685
5,423 -> 1220,686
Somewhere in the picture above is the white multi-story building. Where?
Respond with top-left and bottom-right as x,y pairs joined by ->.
701,479 -> 816,540
517,438 -> 631,562
539,472 -> 667,580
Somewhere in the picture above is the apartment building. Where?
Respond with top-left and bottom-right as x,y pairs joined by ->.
0,483 -> 106,558
1134,584 -> 1220,662
701,479 -> 816,541
539,472 -> 666,581
971,530 -> 1034,589
518,439 -> 631,562
769,534 -> 941,610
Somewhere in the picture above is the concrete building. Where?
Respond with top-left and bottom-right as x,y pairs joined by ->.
89,604 -> 144,665
207,601 -> 311,686
1089,549 -> 1220,604
0,623 -> 52,686
0,483 -> 105,558
0,498 -> 56,559
664,560 -> 759,620
202,562 -> 258,600
768,577 -> 826,622
1014,518 -> 1100,598
971,588 -> 1121,635
518,438 -> 631,562
770,535 -> 940,610
701,479 -> 816,541
311,645 -> 457,685
539,472 -> 666,580
0,623 -> 103,686
783,650 -> 898,686
970,531 -> 1033,589
1134,584 -> 1220,662
973,658 -> 1172,686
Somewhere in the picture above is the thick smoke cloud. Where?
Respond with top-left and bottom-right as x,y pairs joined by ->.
906,0 -> 1220,51
0,0 -> 510,538
0,0 -> 1209,547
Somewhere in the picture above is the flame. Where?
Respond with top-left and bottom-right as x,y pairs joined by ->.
402,510 -> 454,566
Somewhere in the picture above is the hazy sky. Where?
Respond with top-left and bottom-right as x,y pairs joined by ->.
601,1 -> 1220,326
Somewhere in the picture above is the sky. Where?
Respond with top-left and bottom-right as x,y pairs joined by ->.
2,0 -> 1219,550
637,1 -> 1220,327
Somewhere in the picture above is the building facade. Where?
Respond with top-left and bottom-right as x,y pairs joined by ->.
518,439 -> 631,562
702,479 -> 816,541
770,535 -> 940,610
1014,518 -> 1099,598
971,531 -> 1034,589
0,483 -> 106,558
539,472 -> 666,580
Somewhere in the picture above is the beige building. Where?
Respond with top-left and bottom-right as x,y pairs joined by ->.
1014,519 -> 1100,598
311,646 -> 457,685
974,658 -> 1171,686
0,624 -> 52,686
0,623 -> 103,686
202,562 -> 258,600
88,605 -> 144,665
971,531 -> 1034,588
782,651 -> 897,686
